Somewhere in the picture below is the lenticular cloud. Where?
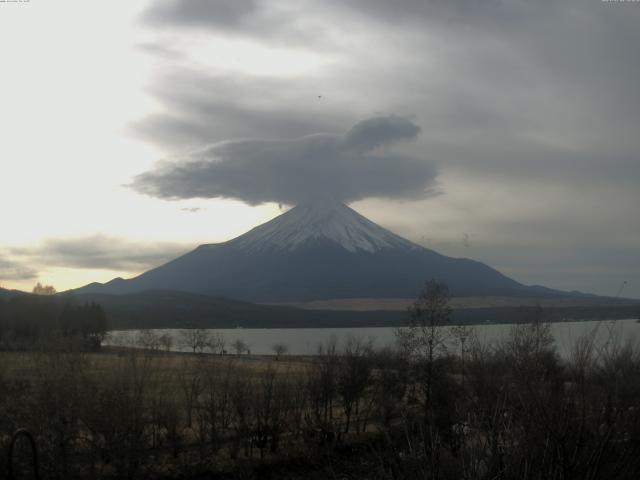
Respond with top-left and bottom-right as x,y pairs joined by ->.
130,115 -> 438,205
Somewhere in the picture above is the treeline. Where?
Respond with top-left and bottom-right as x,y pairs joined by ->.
3,327 -> 640,477
0,296 -> 107,350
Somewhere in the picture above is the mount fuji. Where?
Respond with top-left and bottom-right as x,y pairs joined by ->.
74,198 -> 561,302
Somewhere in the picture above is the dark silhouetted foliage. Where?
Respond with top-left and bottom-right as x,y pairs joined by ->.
0,295 -> 107,350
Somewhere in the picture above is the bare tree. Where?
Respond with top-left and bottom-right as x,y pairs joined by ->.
337,336 -> 373,434
207,331 -> 226,355
396,279 -> 452,408
180,328 -> 210,354
394,280 -> 453,479
158,332 -> 173,353
136,330 -> 160,351
198,359 -> 235,452
272,343 -> 288,360
231,338 -> 248,356
178,357 -> 203,428
306,336 -> 340,443
451,324 -> 474,388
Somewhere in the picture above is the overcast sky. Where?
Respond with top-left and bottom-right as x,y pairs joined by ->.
1,0 -> 638,298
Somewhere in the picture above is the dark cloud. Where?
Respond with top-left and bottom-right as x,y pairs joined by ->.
336,0 -> 516,26
130,116 -> 438,205
139,0 -> 508,42
345,116 -> 420,152
142,0 -> 257,30
0,257 -> 38,281
131,70 -> 348,150
140,0 -> 326,46
136,1 -> 640,179
12,236 -> 190,272
133,103 -> 343,152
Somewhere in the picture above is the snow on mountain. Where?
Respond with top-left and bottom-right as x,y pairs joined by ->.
222,197 -> 420,254
72,197 -> 569,301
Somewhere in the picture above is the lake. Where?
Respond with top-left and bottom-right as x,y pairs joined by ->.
105,318 -> 640,357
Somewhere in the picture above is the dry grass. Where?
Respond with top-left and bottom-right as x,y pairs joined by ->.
0,348 -> 313,387
267,295 -> 636,311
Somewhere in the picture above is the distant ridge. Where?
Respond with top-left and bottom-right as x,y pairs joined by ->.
66,290 -> 640,329
0,287 -> 29,298
74,199 -> 579,302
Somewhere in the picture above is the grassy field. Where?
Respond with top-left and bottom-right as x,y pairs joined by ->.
4,318 -> 640,479
0,347 -> 314,383
269,295 -> 639,311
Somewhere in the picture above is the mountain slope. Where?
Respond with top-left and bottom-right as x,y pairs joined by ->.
230,197 -> 418,254
0,287 -> 29,298
73,199 -> 563,301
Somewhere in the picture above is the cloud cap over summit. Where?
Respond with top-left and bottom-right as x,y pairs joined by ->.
130,115 -> 438,205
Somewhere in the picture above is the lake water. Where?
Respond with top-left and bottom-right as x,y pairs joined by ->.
105,318 -> 640,357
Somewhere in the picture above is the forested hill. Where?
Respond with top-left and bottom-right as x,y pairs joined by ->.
69,290 -> 640,330
0,293 -> 107,349
1,289 -> 637,333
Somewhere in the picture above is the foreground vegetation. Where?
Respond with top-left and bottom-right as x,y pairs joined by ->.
2,283 -> 640,479
3,324 -> 640,479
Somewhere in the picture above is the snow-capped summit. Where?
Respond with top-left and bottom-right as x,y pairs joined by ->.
227,197 -> 418,254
